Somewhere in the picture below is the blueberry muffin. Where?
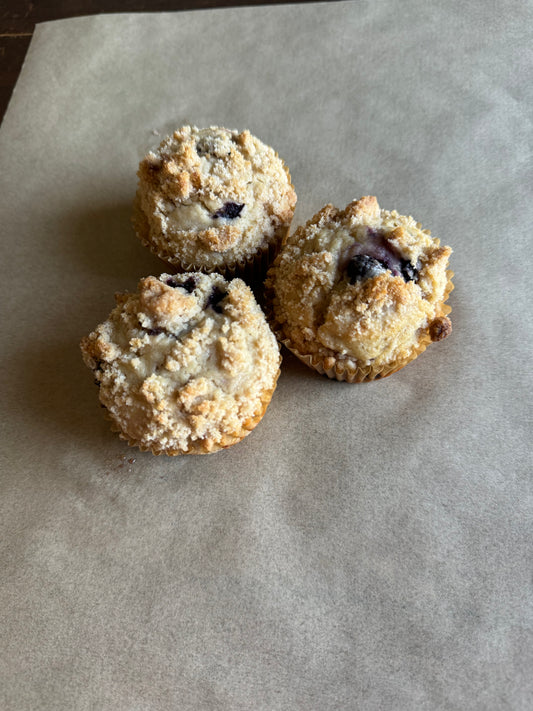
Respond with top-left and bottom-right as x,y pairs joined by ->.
133,126 -> 297,277
80,273 -> 281,454
266,196 -> 453,382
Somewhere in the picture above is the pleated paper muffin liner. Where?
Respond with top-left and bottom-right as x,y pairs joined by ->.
265,271 -> 454,383
174,224 -> 288,285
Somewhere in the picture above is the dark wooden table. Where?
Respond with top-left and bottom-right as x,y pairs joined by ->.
0,0 -> 304,124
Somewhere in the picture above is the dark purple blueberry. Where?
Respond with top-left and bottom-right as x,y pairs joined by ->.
207,286 -> 227,314
145,327 -> 165,336
182,276 -> 198,292
165,275 -> 197,293
400,259 -> 418,282
346,254 -> 386,283
212,202 -> 244,220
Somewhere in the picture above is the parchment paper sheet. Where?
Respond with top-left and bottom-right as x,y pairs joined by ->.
1,2 -> 532,709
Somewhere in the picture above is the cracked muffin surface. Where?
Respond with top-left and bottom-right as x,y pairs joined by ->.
80,273 -> 281,454
133,125 -> 296,274
266,196 -> 453,381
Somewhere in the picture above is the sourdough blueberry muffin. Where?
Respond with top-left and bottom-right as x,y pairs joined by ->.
80,273 -> 281,454
133,126 -> 297,276
266,196 -> 453,382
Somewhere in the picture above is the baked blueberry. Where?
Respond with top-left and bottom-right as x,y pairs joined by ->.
400,259 -> 418,282
346,254 -> 386,282
165,275 -> 198,292
212,202 -> 245,220
207,286 -> 227,313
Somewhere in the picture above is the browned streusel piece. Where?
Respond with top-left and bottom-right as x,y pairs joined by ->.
133,126 -> 296,273
267,196 -> 453,380
81,273 -> 281,454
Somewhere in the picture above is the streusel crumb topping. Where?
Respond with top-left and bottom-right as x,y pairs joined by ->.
133,126 -> 296,271
81,272 -> 280,454
268,196 -> 452,372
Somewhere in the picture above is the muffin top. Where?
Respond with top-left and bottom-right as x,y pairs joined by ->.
80,272 -> 281,454
134,126 -> 297,271
268,196 -> 452,372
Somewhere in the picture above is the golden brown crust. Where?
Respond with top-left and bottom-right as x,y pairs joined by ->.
344,195 -> 380,220
198,225 -> 241,251
113,367 -> 281,455
429,316 -> 452,342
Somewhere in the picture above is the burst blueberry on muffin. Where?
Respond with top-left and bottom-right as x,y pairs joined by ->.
133,126 -> 297,277
80,272 -> 281,454
266,196 -> 453,382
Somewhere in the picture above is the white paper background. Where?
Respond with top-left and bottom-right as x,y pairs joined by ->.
0,2 -> 531,709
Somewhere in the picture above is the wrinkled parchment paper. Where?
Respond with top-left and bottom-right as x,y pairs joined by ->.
1,2 -> 531,708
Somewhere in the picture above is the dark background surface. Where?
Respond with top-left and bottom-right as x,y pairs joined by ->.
0,0 -> 313,124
